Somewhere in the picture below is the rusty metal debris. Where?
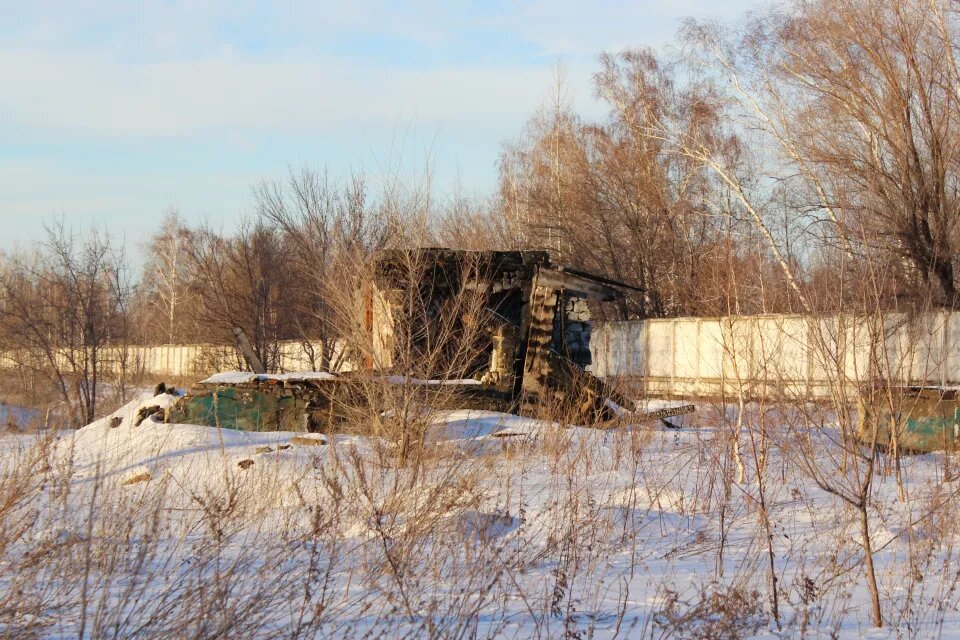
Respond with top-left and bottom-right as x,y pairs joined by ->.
166,372 -> 341,432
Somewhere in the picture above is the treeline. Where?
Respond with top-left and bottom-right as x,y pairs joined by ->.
1,0 -> 958,422
503,0 -> 960,318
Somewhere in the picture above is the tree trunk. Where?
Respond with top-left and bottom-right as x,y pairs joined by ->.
934,258 -> 957,307
859,503 -> 883,628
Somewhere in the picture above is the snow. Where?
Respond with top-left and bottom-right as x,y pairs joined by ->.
199,371 -> 479,386
2,393 -> 960,637
200,371 -> 260,384
426,409 -> 545,440
201,370 -> 338,384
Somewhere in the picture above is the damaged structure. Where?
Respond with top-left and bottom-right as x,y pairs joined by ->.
370,248 -> 640,419
166,248 -> 695,432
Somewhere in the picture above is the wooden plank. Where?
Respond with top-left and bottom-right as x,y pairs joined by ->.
634,404 -> 696,421
534,268 -> 622,301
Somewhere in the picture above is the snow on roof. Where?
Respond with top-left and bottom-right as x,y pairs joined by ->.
199,372 -> 482,387
200,371 -> 338,385
201,372 -> 257,385
274,372 -> 339,381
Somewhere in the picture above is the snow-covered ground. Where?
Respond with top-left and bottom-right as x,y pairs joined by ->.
0,392 -> 957,638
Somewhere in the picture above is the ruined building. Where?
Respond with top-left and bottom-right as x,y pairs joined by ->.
164,248 -> 640,432
370,248 -> 638,420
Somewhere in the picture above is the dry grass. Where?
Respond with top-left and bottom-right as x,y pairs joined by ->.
1,386 -> 956,639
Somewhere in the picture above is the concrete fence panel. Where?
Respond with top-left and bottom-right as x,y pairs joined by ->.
593,311 -> 960,399
0,340 -> 348,381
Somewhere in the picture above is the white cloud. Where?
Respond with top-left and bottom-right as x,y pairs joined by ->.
0,0 -> 760,248
0,0 -> 758,139
497,0 -> 756,56
0,50 -> 591,137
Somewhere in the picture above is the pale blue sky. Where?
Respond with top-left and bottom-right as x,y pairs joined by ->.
0,0 -> 757,251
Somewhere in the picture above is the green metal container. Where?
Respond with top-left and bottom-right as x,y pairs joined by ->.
858,387 -> 960,453
167,386 -> 309,432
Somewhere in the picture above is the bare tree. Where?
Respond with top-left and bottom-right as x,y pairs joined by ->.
683,0 -> 960,309
139,208 -> 194,344
182,220 -> 301,371
253,169 -> 394,371
0,222 -> 130,424
499,49 -> 788,318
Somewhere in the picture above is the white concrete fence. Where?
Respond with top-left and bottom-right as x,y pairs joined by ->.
6,312 -> 958,399
0,340 -> 343,380
591,312 -> 960,398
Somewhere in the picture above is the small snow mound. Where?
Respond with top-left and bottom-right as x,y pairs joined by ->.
427,410 -> 550,441
65,392 -> 309,489
77,391 -> 178,436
